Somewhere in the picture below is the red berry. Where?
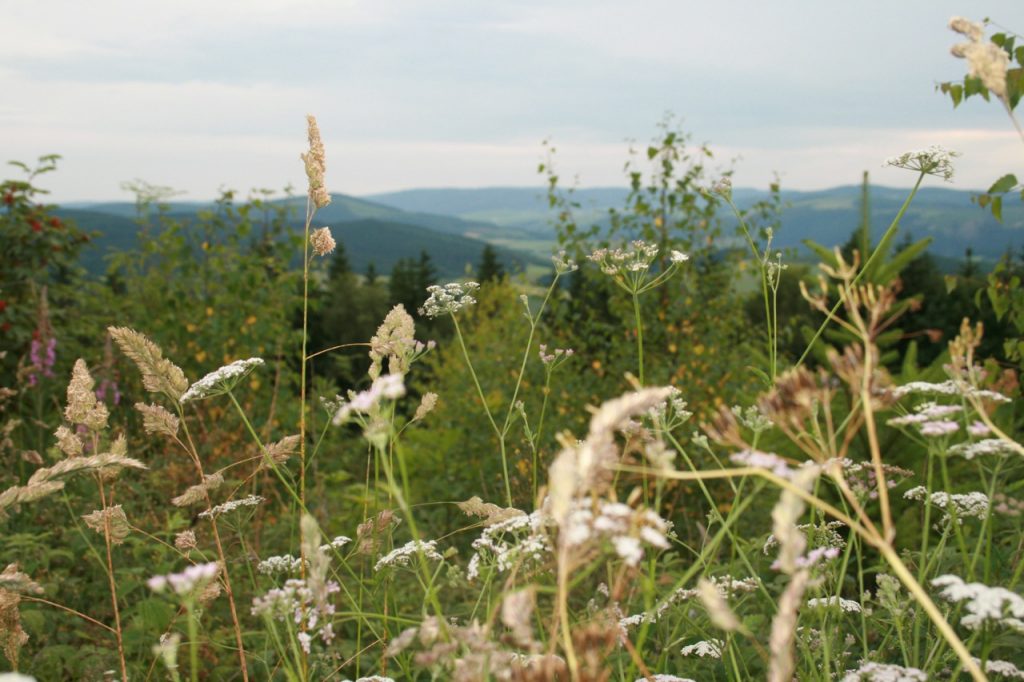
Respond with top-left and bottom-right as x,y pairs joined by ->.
0,323 -> 9,333
2,192 -> 12,206
49,217 -> 62,229
0,300 -> 6,313
30,219 -> 42,232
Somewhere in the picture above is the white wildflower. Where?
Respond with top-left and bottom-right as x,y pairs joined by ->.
884,146 -> 959,181
680,639 -> 723,658
198,494 -> 264,520
891,379 -> 1009,402
904,487 -> 989,523
919,420 -> 960,437
180,358 -> 264,403
419,282 -> 479,318
841,661 -> 927,681
807,596 -> 862,613
332,373 -> 406,424
147,562 -> 220,596
932,574 -> 1024,631
551,249 -> 578,274
948,438 -> 1017,460
977,658 -> 1024,680
731,449 -> 793,479
374,540 -> 442,571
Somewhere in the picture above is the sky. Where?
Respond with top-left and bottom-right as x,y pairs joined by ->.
2,0 -> 1022,203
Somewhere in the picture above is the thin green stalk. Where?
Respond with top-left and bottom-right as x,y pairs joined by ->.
450,314 -> 512,506
185,599 -> 200,682
632,292 -> 645,385
796,172 -> 925,368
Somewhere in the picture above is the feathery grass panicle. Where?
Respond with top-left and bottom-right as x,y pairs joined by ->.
768,569 -> 810,682
64,359 -> 109,431
134,402 -> 179,438
54,424 -> 83,457
0,452 -> 146,519
302,114 -> 330,209
368,304 -> 419,379
260,434 -> 300,470
82,505 -> 131,545
171,472 -> 225,507
108,327 -> 189,401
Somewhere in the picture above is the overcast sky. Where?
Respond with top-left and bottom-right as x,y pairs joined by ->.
2,0 -> 1021,202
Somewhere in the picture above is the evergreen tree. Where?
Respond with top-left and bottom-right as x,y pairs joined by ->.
365,261 -> 378,286
477,244 -> 505,282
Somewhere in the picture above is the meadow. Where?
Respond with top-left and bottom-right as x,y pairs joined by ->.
1,16 -> 1023,682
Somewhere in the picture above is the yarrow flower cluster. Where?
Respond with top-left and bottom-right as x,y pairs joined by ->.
884,146 -> 960,181
180,358 -> 264,403
374,540 -> 443,571
331,373 -> 406,425
467,509 -> 550,581
891,379 -> 1010,403
256,536 -> 351,575
806,596 -> 862,613
588,240 -> 661,275
931,574 -> 1024,632
680,639 -> 722,658
620,575 -> 759,629
561,499 -> 671,567
841,662 -> 927,681
904,487 -> 989,524
419,282 -> 480,318
948,438 -> 1018,460
147,562 -> 220,596
197,494 -> 265,520
251,577 -> 340,653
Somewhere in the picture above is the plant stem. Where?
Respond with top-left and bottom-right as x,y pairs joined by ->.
632,292 -> 645,385
796,172 -> 925,368
96,478 -> 129,682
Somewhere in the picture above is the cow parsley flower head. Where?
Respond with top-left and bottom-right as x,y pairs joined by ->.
180,358 -> 264,403
884,146 -> 959,181
841,662 -> 927,681
680,639 -> 723,658
419,282 -> 480,318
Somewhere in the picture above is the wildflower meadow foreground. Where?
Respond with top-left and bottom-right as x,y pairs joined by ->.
1,15 -> 1024,682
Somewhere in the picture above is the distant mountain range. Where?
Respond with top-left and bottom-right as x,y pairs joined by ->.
367,185 -> 1024,263
60,183 -> 1023,280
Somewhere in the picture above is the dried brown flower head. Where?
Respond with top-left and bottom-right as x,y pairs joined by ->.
310,226 -> 336,256
175,529 -> 197,553
457,495 -> 526,526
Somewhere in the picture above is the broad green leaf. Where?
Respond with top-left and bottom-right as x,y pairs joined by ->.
993,195 -> 1003,222
988,173 -> 1018,194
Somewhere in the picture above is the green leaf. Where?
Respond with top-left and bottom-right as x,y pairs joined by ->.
802,239 -> 838,268
877,237 -> 931,282
944,275 -> 958,294
992,196 -> 1003,222
988,173 -> 1018,194
901,340 -> 920,377
747,365 -> 771,387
